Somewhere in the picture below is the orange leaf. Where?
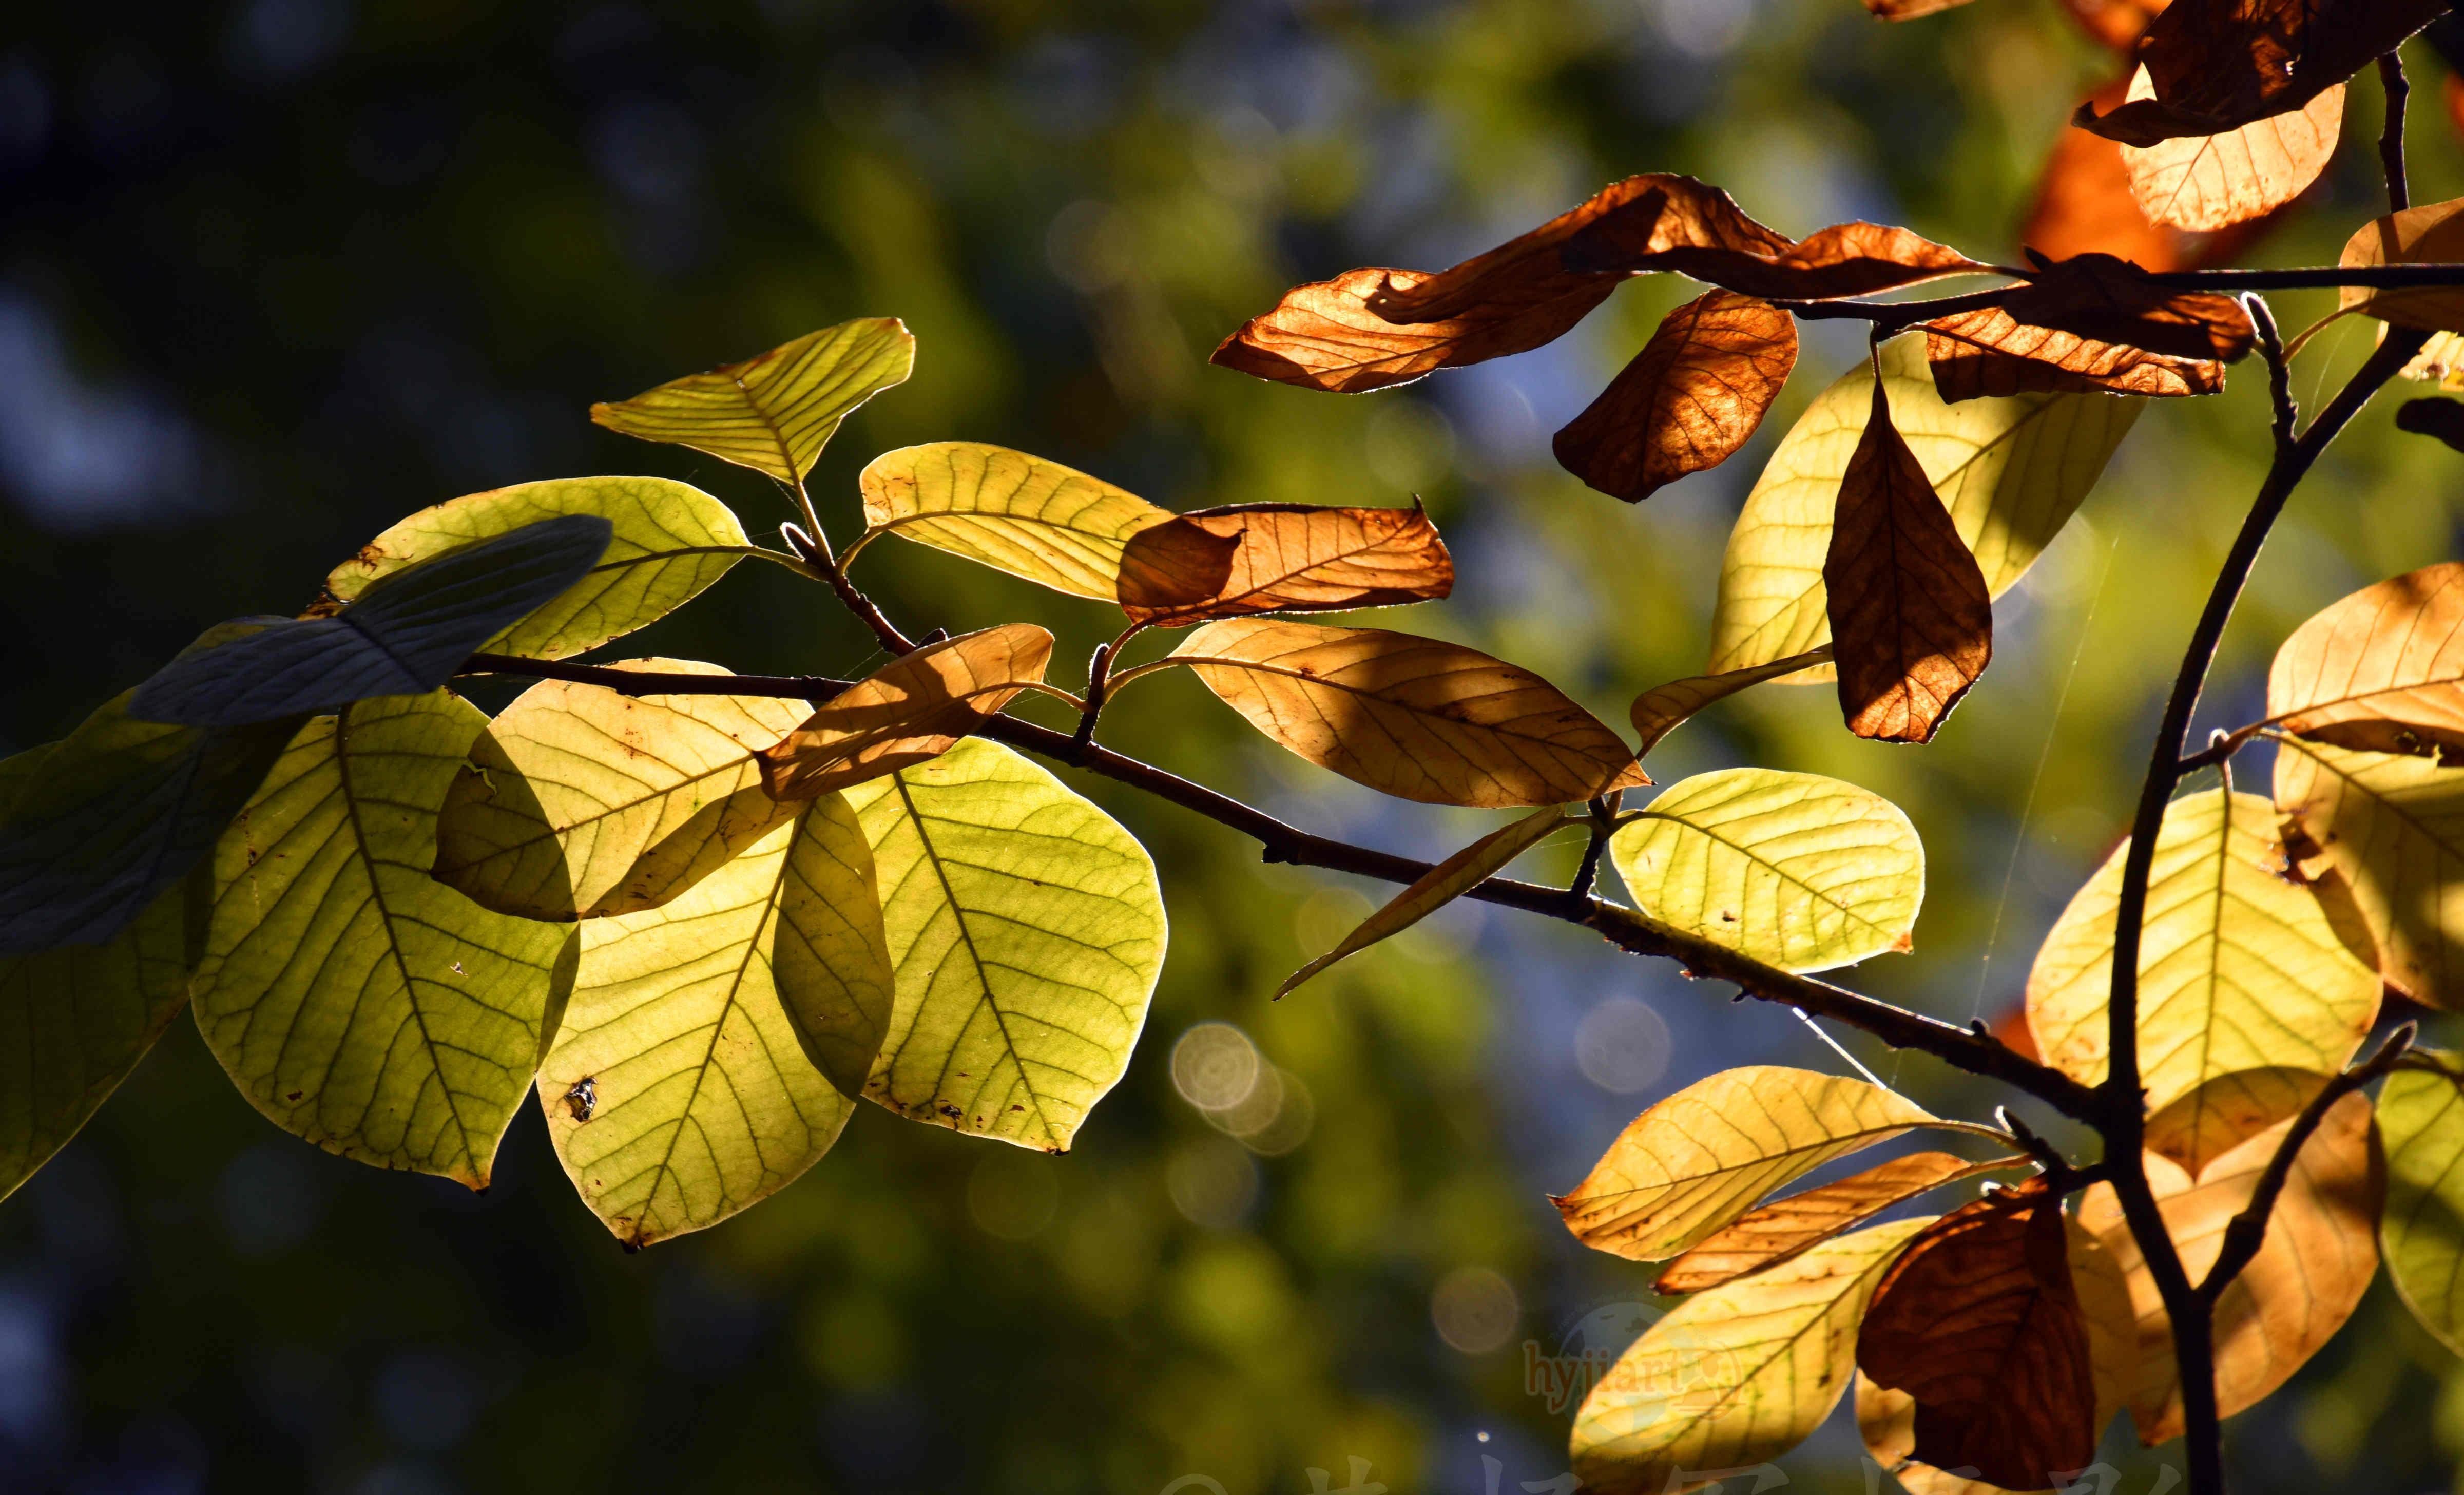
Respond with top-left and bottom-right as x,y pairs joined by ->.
2054,0 -> 2172,50
1654,1149 -> 2020,1295
1922,306 -> 2224,401
1856,1180 -> 2100,1490
2268,560 -> 2464,759
1169,619 -> 1649,808
1609,221 -> 1991,301
2020,75 -> 2279,273
2122,71 -> 2342,233
2075,0 -> 2439,146
1114,501 -> 1453,625
1863,0 -> 1981,17
2001,253 -> 2256,363
1554,291 -> 1799,503
1822,377 -> 1994,743
757,625 -> 1053,800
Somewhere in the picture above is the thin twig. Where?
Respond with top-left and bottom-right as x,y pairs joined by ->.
2249,296 -> 2296,448
780,522 -> 917,656
1569,794 -> 1616,902
2381,52 -> 2412,213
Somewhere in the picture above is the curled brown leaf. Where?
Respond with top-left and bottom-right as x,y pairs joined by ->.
758,625 -> 1053,800
1823,376 -> 1994,743
2075,0 -> 2441,146
2003,253 -> 2256,363
2122,71 -> 2342,233
1922,306 -> 2224,401
1115,501 -> 1453,625
1553,291 -> 1799,503
2020,75 -> 2285,273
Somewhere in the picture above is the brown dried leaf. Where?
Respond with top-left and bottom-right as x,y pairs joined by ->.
2123,71 -> 2342,232
2077,1094 -> 2383,1444
1553,291 -> 1799,503
1114,501 -> 1453,625
1169,619 -> 1649,808
758,625 -> 1053,801
1654,1149 -> 2020,1295
1823,377 -> 1994,743
1923,306 -> 2225,401
2342,197 -> 2464,333
1629,646 -> 1837,757
1856,1180 -> 2100,1491
2075,0 -> 2440,146
2020,75 -> 2284,273
2003,253 -> 2257,363
1656,222 -> 1993,301
2268,560 -> 2464,758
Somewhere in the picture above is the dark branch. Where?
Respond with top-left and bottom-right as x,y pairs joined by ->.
2381,53 -> 2412,213
1775,263 -> 2464,335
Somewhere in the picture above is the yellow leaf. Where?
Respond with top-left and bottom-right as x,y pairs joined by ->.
2144,1067 -> 2332,1181
1707,337 -> 2137,676
759,625 -> 1054,801
2378,1058 -> 2464,1354
1656,1149 -> 2022,1295
856,442 -> 1173,599
2077,1094 -> 2382,1443
2341,197 -> 2464,333
2026,787 -> 2379,1171
0,743 -> 194,1203
2122,72 -> 2342,232
1553,1065 -> 1949,1261
1629,647 -> 1835,758
318,476 -> 751,661
1610,767 -> 1924,972
1170,618 -> 1649,808
2268,561 -> 2464,760
540,794 -> 889,1247
432,661 -> 810,922
191,695 -> 577,1188
1571,1218 -> 1931,1495
2277,738 -> 2464,1007
589,318 -> 915,484
1275,807 -> 1567,999
843,739 -> 1165,1151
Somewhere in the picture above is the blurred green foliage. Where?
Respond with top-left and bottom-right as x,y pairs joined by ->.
4,1 -> 2464,1491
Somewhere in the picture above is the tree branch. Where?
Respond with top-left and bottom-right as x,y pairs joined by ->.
2381,52 -> 2412,213
1772,262 -> 2464,334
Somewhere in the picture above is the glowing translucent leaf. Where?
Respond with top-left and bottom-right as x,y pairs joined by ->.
590,318 -> 915,484
760,625 -> 1053,800
2380,1059 -> 2464,1355
2278,734 -> 2464,1010
857,442 -> 1173,600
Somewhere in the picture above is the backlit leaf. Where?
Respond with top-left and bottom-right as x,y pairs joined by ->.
539,795 -> 889,1247
191,694 -> 577,1188
1864,0 -> 1979,16
2000,253 -> 2256,363
2378,1059 -> 2464,1354
432,661 -> 811,922
1170,618 -> 1648,808
0,744 -> 195,1203
856,442 -> 1172,599
589,318 -> 915,484
1275,807 -> 1567,1000
1857,1181 -> 2099,1490
2122,70 -> 2342,232
1708,337 -> 2137,677
130,516 -> 614,727
2268,560 -> 2464,759
2341,197 -> 2464,333
1115,500 -> 1453,625
2026,788 -> 2379,1172
317,476 -> 752,661
759,625 -> 1054,801
2074,0 -> 2437,145
1609,767 -> 1924,972
2077,1095 -> 2382,1443
1570,1218 -> 1932,1495
2022,75 -> 2253,273
1824,376 -> 1994,743
1656,1149 -> 2019,1295
1553,1065 -> 1945,1261
1923,306 -> 2225,401
1575,219 -> 1990,302
1552,291 -> 1798,503
2144,1066 -> 2331,1180
843,739 -> 1165,1152
1629,648 -> 1837,758
2276,736 -> 2464,1007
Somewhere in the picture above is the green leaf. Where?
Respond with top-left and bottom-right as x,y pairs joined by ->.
320,476 -> 752,662
1609,767 -> 1924,972
191,693 -> 578,1188
590,318 -> 916,484
131,516 -> 614,726
1571,1218 -> 1932,1495
855,442 -> 1174,600
2276,736 -> 2464,1007
1275,807 -> 1568,999
1707,335 -> 2137,675
2380,1059 -> 2464,1355
2027,787 -> 2380,1175
842,738 -> 1166,1151
1554,1065 -> 1949,1261
540,794 -> 890,1247
433,661 -> 811,922
0,743 -> 196,1203
0,648 -> 297,954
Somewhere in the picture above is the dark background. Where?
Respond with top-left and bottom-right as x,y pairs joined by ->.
5,2 -> 2464,1491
